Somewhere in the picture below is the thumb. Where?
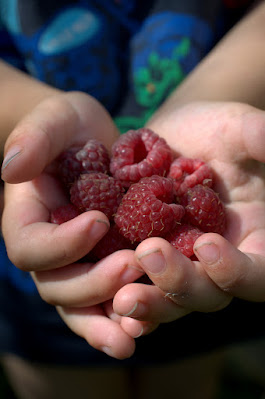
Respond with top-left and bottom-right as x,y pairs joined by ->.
241,108 -> 265,163
1,91 -> 119,183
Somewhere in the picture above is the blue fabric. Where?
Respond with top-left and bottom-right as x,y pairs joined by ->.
0,238 -> 37,294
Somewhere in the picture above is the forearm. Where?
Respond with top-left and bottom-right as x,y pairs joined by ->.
152,1 -> 265,117
0,60 -> 59,151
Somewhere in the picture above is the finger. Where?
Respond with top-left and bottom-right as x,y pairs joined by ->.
102,299 -> 123,324
120,317 -> 159,338
103,299 -> 158,338
32,250 -> 143,306
135,237 -> 232,313
194,232 -> 265,302
57,305 -> 135,360
148,102 -> 265,163
3,177 -> 110,271
113,283 -> 190,323
1,91 -> 119,183
213,105 -> 265,164
241,109 -> 265,163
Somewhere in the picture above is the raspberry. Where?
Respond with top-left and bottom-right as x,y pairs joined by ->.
115,175 -> 185,243
110,128 -> 173,187
164,224 -> 204,258
89,224 -> 136,260
55,130 -> 228,262
70,172 -> 124,219
57,139 -> 110,186
76,139 -> 110,174
168,157 -> 213,196
50,203 -> 80,224
180,185 -> 226,234
57,146 -> 83,186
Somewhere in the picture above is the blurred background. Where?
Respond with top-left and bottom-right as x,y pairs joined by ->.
1,337 -> 265,398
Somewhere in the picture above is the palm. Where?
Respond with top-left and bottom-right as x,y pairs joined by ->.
110,102 -> 265,339
148,101 -> 265,256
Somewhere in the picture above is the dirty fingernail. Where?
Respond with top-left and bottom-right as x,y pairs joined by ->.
194,242 -> 220,264
1,146 -> 22,175
90,219 -> 109,240
122,302 -> 139,317
138,248 -> 166,275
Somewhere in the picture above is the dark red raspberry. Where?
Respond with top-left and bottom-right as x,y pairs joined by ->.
110,128 -> 173,187
70,172 -> 124,219
76,139 -> 110,174
57,139 -> 110,186
50,203 -> 80,224
57,146 -> 83,186
164,224 -> 204,258
168,157 -> 213,196
115,175 -> 185,243
90,224 -> 136,260
180,185 -> 226,234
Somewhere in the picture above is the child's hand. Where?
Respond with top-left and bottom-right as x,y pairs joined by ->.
112,101 -> 265,334
1,91 -> 151,359
2,91 -> 120,272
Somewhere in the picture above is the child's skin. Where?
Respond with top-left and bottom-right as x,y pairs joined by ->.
115,101 -> 265,322
1,2 -> 265,359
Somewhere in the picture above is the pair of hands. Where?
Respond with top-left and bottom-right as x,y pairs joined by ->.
2,92 -> 265,359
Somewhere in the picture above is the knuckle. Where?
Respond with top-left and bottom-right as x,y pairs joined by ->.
206,295 -> 233,312
6,245 -> 32,272
217,270 -> 247,293
36,286 -> 59,306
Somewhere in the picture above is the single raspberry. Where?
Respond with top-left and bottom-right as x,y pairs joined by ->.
89,224 -> 136,260
50,203 -> 80,225
57,139 -> 110,186
164,224 -> 204,258
70,172 -> 124,219
76,139 -> 110,174
180,185 -> 226,234
110,128 -> 173,187
168,157 -> 213,196
115,175 -> 185,243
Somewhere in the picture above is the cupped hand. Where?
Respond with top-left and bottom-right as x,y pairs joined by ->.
2,91 -> 121,271
1,91 -> 150,359
113,101 -> 265,331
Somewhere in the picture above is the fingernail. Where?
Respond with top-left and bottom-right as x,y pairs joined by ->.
90,219 -> 109,240
138,248 -> 166,275
122,302 -> 138,317
101,346 -> 114,357
1,146 -> 22,175
121,301 -> 147,318
194,242 -> 220,264
133,326 -> 144,339
121,265 -> 144,284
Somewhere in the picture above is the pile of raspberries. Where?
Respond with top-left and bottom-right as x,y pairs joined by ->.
51,128 -> 226,260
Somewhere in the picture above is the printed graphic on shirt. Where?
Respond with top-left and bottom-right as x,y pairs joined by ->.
115,39 -> 188,132
38,7 -> 101,55
0,0 -> 21,33
115,12 -> 214,132
0,0 -> 138,113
